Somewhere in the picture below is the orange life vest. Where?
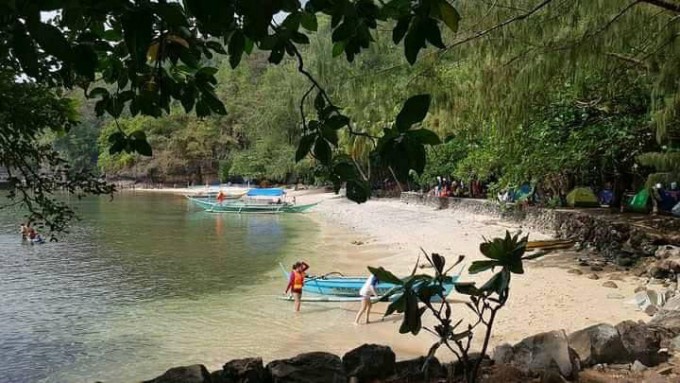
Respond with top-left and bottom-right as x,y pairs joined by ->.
292,271 -> 304,290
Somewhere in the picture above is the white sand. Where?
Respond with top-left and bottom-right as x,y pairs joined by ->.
291,191 -> 648,359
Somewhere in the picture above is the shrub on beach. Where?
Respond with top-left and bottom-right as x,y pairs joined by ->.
371,231 -> 544,383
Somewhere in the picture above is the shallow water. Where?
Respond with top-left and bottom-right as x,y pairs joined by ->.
0,193 -> 354,383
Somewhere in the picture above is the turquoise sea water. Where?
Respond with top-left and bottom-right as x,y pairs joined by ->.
0,193 -> 334,382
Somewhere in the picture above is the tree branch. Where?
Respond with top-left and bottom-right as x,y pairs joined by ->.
642,0 -> 680,13
443,0 -> 554,52
605,52 -> 648,67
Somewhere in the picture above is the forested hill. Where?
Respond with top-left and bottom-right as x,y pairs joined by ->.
52,2 -> 678,196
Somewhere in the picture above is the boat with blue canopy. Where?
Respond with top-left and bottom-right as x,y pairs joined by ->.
188,188 -> 317,214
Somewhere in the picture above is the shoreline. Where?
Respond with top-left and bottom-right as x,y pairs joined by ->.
129,187 -> 648,361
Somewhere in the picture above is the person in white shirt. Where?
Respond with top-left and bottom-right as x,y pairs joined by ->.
354,274 -> 379,325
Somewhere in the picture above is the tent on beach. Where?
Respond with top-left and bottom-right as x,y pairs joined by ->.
566,187 -> 599,207
627,188 -> 651,212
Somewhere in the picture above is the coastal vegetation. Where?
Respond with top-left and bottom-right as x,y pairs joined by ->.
371,231 -> 545,382
1,0 -> 679,230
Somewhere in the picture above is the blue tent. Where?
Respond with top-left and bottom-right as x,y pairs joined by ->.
246,188 -> 286,197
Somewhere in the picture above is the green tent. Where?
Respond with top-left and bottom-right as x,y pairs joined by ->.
566,187 -> 599,207
627,188 -> 651,213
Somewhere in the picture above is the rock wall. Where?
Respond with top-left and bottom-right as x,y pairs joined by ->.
400,192 -> 679,261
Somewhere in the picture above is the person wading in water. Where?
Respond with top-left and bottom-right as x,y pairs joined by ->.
285,261 -> 309,312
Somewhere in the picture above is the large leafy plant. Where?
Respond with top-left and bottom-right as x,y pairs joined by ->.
370,231 -> 544,383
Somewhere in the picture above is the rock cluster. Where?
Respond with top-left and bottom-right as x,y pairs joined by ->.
143,310 -> 680,383
143,345 -> 447,383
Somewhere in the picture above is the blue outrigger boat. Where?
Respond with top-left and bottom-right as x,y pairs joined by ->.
279,264 -> 458,302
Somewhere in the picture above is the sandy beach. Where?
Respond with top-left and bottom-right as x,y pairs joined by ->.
136,187 -> 649,362
299,191 -> 647,358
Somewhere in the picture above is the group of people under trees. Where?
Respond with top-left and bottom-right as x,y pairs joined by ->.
284,261 -> 379,325
431,176 -> 485,198
428,172 -> 680,216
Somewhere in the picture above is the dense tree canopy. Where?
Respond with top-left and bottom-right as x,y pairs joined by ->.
1,0 -> 680,232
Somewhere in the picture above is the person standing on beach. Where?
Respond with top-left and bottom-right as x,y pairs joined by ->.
285,261 -> 309,312
355,274 -> 379,324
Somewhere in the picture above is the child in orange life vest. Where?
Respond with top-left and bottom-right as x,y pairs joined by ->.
285,261 -> 309,312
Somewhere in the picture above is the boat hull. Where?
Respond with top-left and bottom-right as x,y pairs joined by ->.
302,276 -> 457,298
188,197 -> 317,214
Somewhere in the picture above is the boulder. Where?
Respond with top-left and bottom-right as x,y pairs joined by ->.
267,352 -> 346,383
655,245 -> 680,260
212,357 -> 267,383
143,365 -> 211,383
342,344 -> 395,382
669,335 -> 680,352
567,323 -> 629,366
387,356 -> 445,382
650,310 -> 680,334
615,320 -> 668,366
501,330 -> 579,379
602,281 -> 618,288
633,289 -> 665,314
663,295 -> 680,311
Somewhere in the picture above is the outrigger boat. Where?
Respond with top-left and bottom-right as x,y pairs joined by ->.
185,189 -> 248,207
190,188 -> 317,214
278,264 -> 458,302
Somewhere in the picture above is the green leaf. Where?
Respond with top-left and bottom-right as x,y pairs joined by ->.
291,32 -> 310,45
431,253 -> 445,274
392,16 -> 411,44
313,137 -> 332,164
424,18 -> 446,49
134,139 -> 153,156
346,179 -> 370,203
154,2 -> 188,27
29,21 -> 73,62
332,22 -> 354,42
195,98 -> 210,117
325,115 -> 349,130
314,92 -> 325,111
296,134 -> 315,162
332,42 -> 345,57
407,129 -> 441,145
522,251 -> 548,261
385,293 -> 406,316
197,66 -> 218,78
301,11 -> 318,31
404,20 -> 425,65
206,40 -> 226,54
121,9 -> 154,67
108,131 -> 125,144
333,162 -> 357,180
244,37 -> 254,54
438,0 -> 461,33
12,26 -> 39,78
201,88 -> 227,115
454,282 -> 484,297
321,126 -> 339,146
468,260 -> 499,274
73,44 -> 98,81
228,30 -> 245,69
396,94 -> 431,132
480,270 -> 510,297
367,266 -> 404,285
